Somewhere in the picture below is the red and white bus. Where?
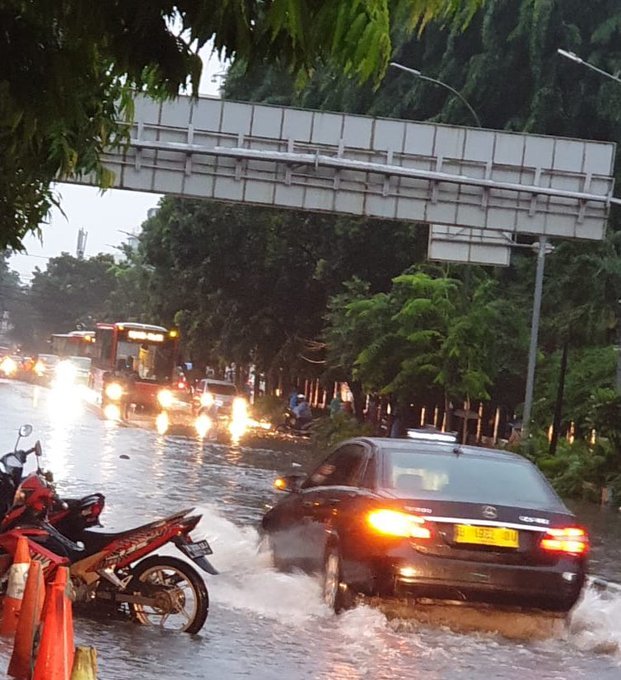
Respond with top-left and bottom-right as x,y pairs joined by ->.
89,322 -> 180,418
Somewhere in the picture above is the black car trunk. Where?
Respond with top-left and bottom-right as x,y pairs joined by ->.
397,500 -> 576,567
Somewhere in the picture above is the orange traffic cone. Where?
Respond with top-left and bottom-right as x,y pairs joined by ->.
7,559 -> 45,679
32,566 -> 74,680
0,536 -> 31,637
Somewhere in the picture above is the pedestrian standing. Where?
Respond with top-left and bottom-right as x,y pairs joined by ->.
329,393 -> 343,417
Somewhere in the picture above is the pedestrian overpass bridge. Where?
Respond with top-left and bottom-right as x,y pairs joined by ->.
80,94 -> 616,266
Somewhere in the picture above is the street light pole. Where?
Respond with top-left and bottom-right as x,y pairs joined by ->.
616,299 -> 621,393
389,62 -> 482,128
557,49 -> 621,85
522,237 -> 551,437
558,48 -> 621,395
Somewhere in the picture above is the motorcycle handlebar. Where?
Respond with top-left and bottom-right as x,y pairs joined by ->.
25,441 -> 42,456
0,440 -> 42,470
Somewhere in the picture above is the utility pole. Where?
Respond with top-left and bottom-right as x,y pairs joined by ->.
616,299 -> 621,393
522,237 -> 551,438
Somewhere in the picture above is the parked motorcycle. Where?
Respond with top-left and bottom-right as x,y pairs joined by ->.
0,425 -> 105,539
0,427 -> 216,633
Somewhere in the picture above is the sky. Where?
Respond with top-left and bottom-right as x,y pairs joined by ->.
9,47 -> 227,283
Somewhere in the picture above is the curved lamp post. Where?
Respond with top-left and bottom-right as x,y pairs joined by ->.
558,48 -> 621,393
557,49 -> 621,85
389,62 -> 482,128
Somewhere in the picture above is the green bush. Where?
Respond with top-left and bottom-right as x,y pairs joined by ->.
310,412 -> 374,452
522,430 -> 618,503
251,394 -> 286,423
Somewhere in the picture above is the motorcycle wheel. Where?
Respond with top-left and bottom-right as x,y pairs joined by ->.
127,555 -> 209,634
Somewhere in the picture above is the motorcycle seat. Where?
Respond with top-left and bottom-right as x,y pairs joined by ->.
80,528 -> 134,553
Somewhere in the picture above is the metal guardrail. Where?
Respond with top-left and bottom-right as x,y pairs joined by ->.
587,575 -> 621,594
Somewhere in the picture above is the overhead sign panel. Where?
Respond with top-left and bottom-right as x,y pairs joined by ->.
428,225 -> 513,267
95,94 -> 616,241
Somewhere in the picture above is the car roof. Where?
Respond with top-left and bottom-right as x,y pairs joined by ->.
200,379 -> 235,387
349,436 -> 531,465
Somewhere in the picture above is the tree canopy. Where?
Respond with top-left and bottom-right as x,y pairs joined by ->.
0,0 -> 484,250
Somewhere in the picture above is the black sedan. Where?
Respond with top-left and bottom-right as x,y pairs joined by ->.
262,435 -> 588,613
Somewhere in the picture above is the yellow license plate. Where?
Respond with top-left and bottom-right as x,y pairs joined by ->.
454,525 -> 519,548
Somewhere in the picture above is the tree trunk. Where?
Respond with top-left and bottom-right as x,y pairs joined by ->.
349,380 -> 366,422
549,339 -> 569,455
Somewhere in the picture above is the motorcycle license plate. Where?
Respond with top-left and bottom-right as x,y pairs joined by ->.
182,539 -> 213,558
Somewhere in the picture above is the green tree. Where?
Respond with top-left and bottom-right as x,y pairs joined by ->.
136,196 -> 426,383
103,243 -> 153,322
0,254 -> 33,348
326,268 -> 504,416
28,253 -> 118,342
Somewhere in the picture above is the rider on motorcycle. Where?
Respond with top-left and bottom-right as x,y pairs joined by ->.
293,395 -> 312,429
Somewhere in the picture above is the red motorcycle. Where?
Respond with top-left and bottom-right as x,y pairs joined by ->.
0,425 -> 105,539
0,433 -> 216,634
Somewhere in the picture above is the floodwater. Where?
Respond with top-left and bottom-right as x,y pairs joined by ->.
0,379 -> 621,679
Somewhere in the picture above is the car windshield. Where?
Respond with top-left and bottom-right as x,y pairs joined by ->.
385,449 -> 563,510
202,382 -> 237,396
67,356 -> 91,370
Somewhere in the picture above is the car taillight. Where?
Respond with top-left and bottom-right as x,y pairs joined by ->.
367,509 -> 431,539
540,527 -> 589,555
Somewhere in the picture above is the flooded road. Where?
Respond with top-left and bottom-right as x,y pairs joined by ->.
1,379 -> 621,679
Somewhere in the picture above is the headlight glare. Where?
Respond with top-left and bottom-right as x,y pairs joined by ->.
105,382 -> 124,401
158,389 -> 174,409
200,391 -> 214,407
232,396 -> 248,419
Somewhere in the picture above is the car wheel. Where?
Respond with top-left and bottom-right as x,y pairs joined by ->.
322,545 -> 353,613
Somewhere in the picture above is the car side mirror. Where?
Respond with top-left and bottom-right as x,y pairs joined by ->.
274,473 -> 306,493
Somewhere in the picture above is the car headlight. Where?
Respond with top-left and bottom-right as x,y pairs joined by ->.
105,382 -> 124,401
34,361 -> 45,376
158,389 -> 174,409
55,360 -> 77,382
1,357 -> 17,375
200,391 -> 214,407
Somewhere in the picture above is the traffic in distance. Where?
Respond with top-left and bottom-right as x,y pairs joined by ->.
0,322 -> 258,441
0,324 -> 595,634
